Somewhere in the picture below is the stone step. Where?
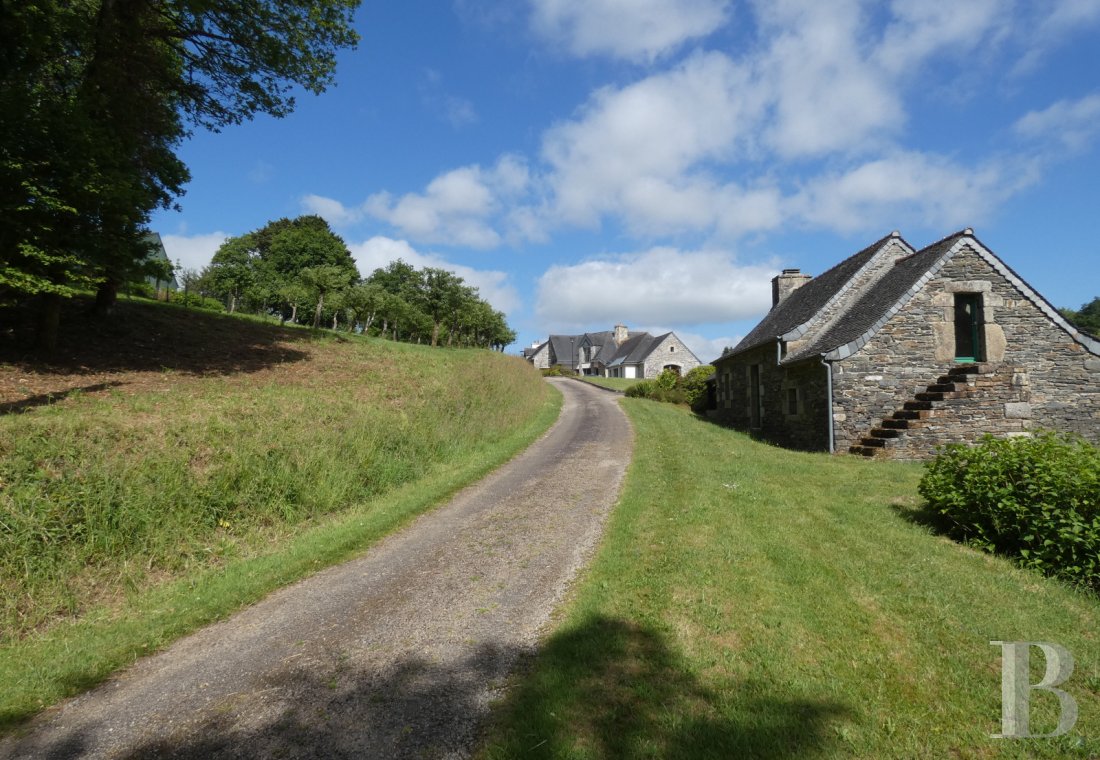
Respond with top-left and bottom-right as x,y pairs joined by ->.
894,408 -> 932,419
903,400 -> 934,411
849,445 -> 880,457
870,428 -> 902,438
881,418 -> 912,429
859,437 -> 888,448
926,383 -> 962,393
948,364 -> 982,376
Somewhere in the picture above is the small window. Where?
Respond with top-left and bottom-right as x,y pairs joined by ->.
787,388 -> 798,415
669,345 -> 675,352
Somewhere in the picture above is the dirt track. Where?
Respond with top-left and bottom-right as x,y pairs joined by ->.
0,378 -> 632,759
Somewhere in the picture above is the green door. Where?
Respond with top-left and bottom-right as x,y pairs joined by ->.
954,293 -> 982,362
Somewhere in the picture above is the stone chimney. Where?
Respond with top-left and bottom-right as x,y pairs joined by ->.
613,323 -> 629,345
772,269 -> 812,308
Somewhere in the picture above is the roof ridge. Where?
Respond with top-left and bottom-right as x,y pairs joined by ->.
894,228 -> 972,264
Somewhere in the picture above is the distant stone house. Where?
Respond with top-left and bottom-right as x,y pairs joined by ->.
528,324 -> 701,379
522,340 -> 550,369
142,232 -> 178,294
710,229 -> 1100,459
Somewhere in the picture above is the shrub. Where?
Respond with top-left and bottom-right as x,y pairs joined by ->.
655,368 -> 680,391
625,379 -> 656,398
174,292 -> 224,311
918,431 -> 1100,593
541,364 -> 570,377
682,365 -> 715,410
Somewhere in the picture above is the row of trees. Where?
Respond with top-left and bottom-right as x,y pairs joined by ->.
0,0 -> 360,349
190,215 -> 516,350
1060,297 -> 1100,336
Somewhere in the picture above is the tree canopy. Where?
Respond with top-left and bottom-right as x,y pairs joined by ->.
199,217 -> 516,350
0,0 -> 360,347
1060,297 -> 1100,337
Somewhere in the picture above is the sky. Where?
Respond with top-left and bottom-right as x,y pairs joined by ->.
154,0 -> 1100,362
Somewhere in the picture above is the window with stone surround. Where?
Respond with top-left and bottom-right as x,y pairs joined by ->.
786,387 -> 799,416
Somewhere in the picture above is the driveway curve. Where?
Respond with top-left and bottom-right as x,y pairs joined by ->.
0,378 -> 632,760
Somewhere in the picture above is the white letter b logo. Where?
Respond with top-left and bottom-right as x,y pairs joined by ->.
990,641 -> 1078,739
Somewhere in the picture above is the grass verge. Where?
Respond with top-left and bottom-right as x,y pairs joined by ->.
480,400 -> 1100,759
578,376 -> 640,392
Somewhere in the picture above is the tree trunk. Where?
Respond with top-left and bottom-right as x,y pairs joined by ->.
93,278 -> 119,316
313,293 -> 324,329
290,303 -> 298,323
332,313 -> 338,330
36,293 -> 62,353
431,320 -> 440,347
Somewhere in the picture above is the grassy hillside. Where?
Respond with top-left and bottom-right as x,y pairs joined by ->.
481,401 -> 1100,759
0,298 -> 559,727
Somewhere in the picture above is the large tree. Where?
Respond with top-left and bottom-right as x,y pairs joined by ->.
1,0 -> 360,347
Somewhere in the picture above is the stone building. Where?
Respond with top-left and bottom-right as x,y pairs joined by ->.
526,324 -> 701,379
710,229 -> 1100,459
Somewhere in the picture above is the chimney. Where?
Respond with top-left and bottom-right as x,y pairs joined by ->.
613,323 -> 629,345
772,268 -> 812,308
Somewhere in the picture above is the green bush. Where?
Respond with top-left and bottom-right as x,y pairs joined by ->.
541,364 -> 571,377
918,431 -> 1100,593
682,365 -> 715,410
174,292 -> 224,311
624,379 -> 686,404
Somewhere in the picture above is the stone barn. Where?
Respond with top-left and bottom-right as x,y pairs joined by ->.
710,229 -> 1100,459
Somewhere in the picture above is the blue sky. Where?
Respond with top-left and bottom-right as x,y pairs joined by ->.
155,0 -> 1100,361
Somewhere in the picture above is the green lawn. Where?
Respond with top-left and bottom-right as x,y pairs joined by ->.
480,400 -> 1100,759
579,376 -> 642,391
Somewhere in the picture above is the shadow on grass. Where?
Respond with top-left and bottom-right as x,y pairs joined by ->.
5,617 -> 851,760
0,381 -> 126,415
0,297 -> 315,378
482,615 -> 852,759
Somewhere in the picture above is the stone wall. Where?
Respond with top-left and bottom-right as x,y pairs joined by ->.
642,333 -> 702,378
711,344 -> 830,450
529,345 -> 550,370
834,243 -> 1100,451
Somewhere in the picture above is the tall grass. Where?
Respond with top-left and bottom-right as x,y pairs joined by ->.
481,400 -> 1100,759
1,335 -> 552,643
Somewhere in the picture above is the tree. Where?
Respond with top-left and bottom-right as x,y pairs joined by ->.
298,266 -> 353,329
419,268 -> 465,347
207,235 -> 258,313
1,0 -> 360,347
1060,297 -> 1100,336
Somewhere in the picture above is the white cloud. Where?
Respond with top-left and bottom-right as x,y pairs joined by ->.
873,0 -> 1010,76
1014,93 -> 1100,153
790,151 -> 1040,232
160,232 -> 229,272
530,0 -> 730,61
350,236 -> 521,315
752,0 -> 903,158
542,51 -> 768,232
302,194 -> 364,226
536,247 -> 774,328
308,155 -> 537,248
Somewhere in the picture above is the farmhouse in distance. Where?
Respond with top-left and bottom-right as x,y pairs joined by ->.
710,228 -> 1100,460
524,324 -> 702,379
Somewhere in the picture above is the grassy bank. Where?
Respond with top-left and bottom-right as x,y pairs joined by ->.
481,401 -> 1100,759
578,376 -> 640,392
0,301 -> 559,728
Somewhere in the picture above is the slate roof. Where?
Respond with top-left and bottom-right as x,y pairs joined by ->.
722,228 -> 1100,366
548,334 -> 578,366
541,328 -> 699,367
522,341 -> 547,359
730,233 -> 902,356
787,231 -> 965,361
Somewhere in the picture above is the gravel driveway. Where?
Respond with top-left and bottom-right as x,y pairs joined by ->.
0,378 -> 633,759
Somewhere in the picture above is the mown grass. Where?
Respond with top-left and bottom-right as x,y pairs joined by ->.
578,376 -> 640,392
481,400 -> 1100,759
0,308 -> 559,729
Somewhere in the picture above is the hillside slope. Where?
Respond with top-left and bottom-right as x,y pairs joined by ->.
0,298 -> 558,726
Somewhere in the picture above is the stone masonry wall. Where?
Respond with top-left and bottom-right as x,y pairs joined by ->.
834,243 -> 1100,452
643,333 -> 702,379
711,344 -> 830,451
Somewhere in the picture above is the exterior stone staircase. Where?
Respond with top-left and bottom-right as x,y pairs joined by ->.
848,363 -> 1013,458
